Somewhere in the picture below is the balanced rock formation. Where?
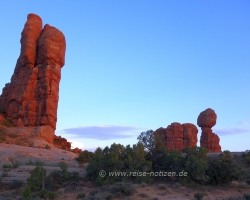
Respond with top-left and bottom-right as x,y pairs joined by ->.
197,108 -> 221,152
154,122 -> 198,152
0,14 -> 66,143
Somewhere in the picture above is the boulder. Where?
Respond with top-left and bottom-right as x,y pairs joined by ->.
197,108 -> 217,128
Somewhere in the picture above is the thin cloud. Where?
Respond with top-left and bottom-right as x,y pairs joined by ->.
238,121 -> 249,126
214,128 -> 250,136
56,125 -> 142,140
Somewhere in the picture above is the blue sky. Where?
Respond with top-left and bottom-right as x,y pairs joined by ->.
0,1 -> 249,152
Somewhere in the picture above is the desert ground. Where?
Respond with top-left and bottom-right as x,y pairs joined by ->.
0,141 -> 250,200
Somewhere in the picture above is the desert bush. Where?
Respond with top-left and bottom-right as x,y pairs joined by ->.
138,193 -> 148,198
194,192 -> 204,200
36,190 -> 58,199
244,194 -> 250,200
182,146 -> 208,182
45,170 -> 62,191
35,160 -> 44,166
77,150 -> 94,163
242,150 -> 250,167
0,127 -> 6,142
8,133 -> 18,138
206,150 -> 246,185
109,182 -> 135,196
246,170 -> 250,185
76,192 -> 86,198
11,159 -> 20,168
45,144 -> 51,149
8,179 -> 23,189
45,162 -> 80,191
2,171 -> 8,177
86,143 -> 151,185
89,189 -> 100,196
2,119 -> 13,127
2,163 -> 12,168
26,159 -> 34,166
150,149 -> 184,179
27,163 -> 46,191
59,161 -> 68,172
157,184 -> 167,190
22,185 -> 31,199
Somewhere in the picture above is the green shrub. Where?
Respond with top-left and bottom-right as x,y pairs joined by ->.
194,192 -> 204,200
35,160 -> 44,166
36,190 -> 58,199
76,193 -> 86,198
138,193 -> 148,198
89,189 -> 99,196
27,164 -> 46,191
22,185 -> 31,199
45,165 -> 80,191
2,171 -> 8,177
45,144 -> 51,149
8,179 -> 23,189
26,159 -> 34,166
0,127 -> 6,142
77,150 -> 94,163
246,170 -> 250,185
242,150 -> 250,167
243,194 -> 250,200
2,119 -> 13,127
45,170 -> 62,191
206,151 -> 246,185
182,146 -> 208,182
11,159 -> 20,168
2,163 -> 12,168
59,161 -> 68,172
157,184 -> 166,190
86,143 -> 151,185
9,133 -> 18,138
109,182 -> 135,196
149,149 -> 184,180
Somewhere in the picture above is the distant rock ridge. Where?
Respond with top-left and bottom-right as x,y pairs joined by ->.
198,108 -> 221,152
0,13 -> 66,143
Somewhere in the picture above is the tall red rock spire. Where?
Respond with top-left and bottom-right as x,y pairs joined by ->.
0,13 -> 66,142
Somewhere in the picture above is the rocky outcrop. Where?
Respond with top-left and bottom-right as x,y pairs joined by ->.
183,123 -> 198,147
154,122 -> 198,152
53,135 -> 71,151
0,13 -> 66,142
197,108 -> 221,152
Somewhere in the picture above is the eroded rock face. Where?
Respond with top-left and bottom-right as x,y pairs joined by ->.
0,14 -> 66,136
154,122 -> 198,152
183,123 -> 198,147
197,108 -> 221,152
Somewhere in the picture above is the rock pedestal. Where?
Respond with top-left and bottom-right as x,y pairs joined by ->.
197,108 -> 221,152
